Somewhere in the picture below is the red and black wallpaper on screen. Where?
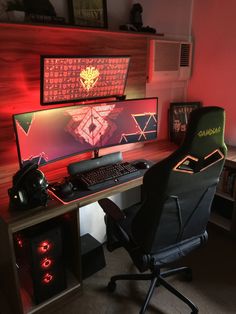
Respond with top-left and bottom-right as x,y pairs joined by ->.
14,98 -> 158,166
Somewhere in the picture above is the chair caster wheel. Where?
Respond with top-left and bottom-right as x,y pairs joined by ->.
155,280 -> 160,287
107,281 -> 116,292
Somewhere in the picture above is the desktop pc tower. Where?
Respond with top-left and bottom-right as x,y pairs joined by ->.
14,224 -> 67,304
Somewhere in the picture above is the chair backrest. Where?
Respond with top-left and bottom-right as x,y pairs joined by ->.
131,106 -> 227,254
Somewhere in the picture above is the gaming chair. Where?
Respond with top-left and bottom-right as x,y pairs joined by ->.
98,106 -> 227,314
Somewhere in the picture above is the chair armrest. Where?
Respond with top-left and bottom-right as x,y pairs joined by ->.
98,198 -> 126,221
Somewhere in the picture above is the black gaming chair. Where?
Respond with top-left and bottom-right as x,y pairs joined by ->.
98,106 -> 227,314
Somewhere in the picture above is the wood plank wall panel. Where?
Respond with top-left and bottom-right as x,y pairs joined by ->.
0,23 -> 148,189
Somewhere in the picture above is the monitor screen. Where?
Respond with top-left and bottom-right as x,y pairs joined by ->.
13,98 -> 158,167
40,55 -> 130,105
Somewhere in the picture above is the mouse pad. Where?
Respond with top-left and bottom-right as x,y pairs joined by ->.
48,160 -> 152,204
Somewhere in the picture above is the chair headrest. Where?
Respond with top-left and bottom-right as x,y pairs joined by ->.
181,106 -> 226,157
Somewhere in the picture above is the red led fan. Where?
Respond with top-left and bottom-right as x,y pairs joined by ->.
42,272 -> 53,284
37,240 -> 52,254
41,257 -> 53,269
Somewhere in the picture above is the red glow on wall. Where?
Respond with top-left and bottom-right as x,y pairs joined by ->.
187,0 -> 236,144
148,40 -> 155,83
38,240 -> 51,254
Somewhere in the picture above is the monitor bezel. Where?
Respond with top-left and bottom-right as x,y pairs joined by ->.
13,97 -> 158,168
40,55 -> 131,105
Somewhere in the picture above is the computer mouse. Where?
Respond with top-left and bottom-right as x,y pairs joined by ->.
60,181 -> 74,196
134,161 -> 150,169
51,180 -> 74,197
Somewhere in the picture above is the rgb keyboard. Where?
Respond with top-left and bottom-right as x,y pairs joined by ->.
73,162 -> 140,190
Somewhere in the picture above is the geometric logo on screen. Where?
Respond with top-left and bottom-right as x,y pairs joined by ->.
120,113 -> 157,143
15,115 -> 49,165
42,57 -> 130,104
15,113 -> 34,134
80,66 -> 100,91
65,105 -> 123,146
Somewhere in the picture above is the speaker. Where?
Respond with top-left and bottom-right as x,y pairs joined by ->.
8,162 -> 49,210
81,233 -> 106,279
14,224 -> 67,304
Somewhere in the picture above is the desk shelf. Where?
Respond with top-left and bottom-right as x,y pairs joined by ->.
1,141 -> 236,313
209,211 -> 231,232
22,271 -> 81,314
0,205 -> 82,314
210,146 -> 236,236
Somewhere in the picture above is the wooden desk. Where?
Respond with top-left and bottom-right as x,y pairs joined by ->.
0,140 -> 176,314
1,140 -> 236,313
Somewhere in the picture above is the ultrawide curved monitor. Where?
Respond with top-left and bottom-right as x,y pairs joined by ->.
13,97 -> 158,167
40,55 -> 130,105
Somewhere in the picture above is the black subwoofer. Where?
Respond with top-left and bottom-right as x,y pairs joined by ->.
81,233 -> 106,279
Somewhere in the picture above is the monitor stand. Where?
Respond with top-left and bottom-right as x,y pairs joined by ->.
67,151 -> 123,176
93,149 -> 99,159
116,95 -> 126,101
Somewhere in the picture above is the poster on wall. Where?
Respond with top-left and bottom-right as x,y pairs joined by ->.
169,102 -> 202,145
68,0 -> 108,28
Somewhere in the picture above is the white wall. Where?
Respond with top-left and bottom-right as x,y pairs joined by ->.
0,0 -> 132,27
107,0 -> 133,30
0,0 -> 69,22
147,81 -> 189,140
53,0 -> 133,29
134,0 -> 193,40
50,0 -> 69,22
138,0 -> 194,140
80,188 -> 141,243
51,0 -> 133,27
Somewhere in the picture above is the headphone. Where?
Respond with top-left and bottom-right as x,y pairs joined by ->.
8,162 -> 49,210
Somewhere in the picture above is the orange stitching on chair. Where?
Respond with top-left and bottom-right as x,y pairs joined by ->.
173,150 -> 224,174
200,149 -> 224,172
204,149 -> 224,160
173,155 -> 198,174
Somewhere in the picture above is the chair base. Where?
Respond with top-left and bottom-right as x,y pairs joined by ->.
107,266 -> 198,314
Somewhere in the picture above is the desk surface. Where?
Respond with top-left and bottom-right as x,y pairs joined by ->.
0,140 -> 176,232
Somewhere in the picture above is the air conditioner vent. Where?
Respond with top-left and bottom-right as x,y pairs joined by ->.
149,40 -> 192,82
180,43 -> 191,67
155,42 -> 180,71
